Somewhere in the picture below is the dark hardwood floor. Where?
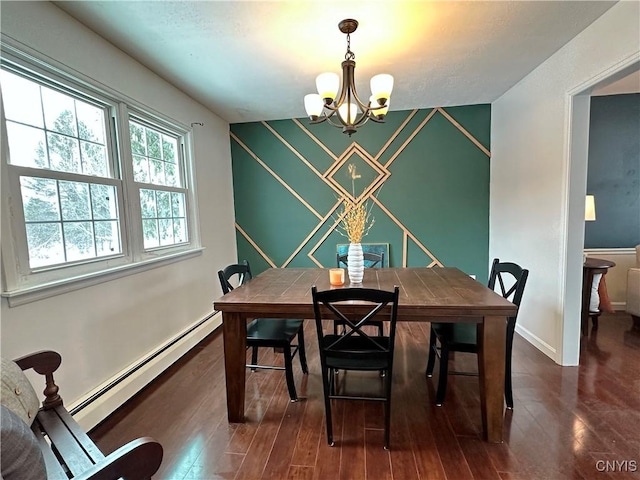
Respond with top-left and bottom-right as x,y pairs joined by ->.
90,313 -> 640,479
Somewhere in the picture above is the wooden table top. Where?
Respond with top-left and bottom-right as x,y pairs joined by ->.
213,267 -> 517,320
583,257 -> 616,269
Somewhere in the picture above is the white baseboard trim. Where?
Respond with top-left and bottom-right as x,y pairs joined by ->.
612,301 -> 626,311
515,324 -> 557,361
69,311 -> 222,431
583,247 -> 636,256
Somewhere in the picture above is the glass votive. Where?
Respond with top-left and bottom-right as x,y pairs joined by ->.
329,268 -> 345,286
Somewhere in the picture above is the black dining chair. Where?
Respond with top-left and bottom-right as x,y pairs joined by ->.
311,285 -> 399,450
335,251 -> 386,336
425,258 -> 529,408
218,260 -> 308,402
336,251 -> 385,269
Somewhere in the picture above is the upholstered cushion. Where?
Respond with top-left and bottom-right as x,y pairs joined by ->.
1,357 -> 40,426
0,405 -> 46,480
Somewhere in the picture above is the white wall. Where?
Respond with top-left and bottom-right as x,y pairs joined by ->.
0,2 -> 238,428
491,1 -> 640,365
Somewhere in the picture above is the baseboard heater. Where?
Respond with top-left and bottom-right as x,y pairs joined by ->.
70,311 -> 219,416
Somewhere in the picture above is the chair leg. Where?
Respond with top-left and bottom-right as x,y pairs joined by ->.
378,321 -> 384,337
426,328 -> 437,377
435,340 -> 449,406
297,326 -> 308,374
322,367 -> 334,446
282,345 -> 298,402
250,346 -> 259,372
505,327 -> 515,409
383,373 -> 392,450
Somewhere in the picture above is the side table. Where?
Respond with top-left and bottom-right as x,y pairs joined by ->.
582,257 -> 616,335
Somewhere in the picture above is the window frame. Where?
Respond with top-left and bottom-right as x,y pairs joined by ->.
1,43 -> 202,306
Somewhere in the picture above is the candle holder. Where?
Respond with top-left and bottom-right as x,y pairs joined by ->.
329,268 -> 345,286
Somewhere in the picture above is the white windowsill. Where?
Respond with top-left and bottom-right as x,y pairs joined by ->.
2,247 -> 205,307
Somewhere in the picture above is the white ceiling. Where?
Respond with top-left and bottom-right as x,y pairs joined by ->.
54,1 -> 618,124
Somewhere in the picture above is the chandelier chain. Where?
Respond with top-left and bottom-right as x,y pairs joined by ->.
344,33 -> 355,61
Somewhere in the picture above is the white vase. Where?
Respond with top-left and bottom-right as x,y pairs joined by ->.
347,243 -> 364,284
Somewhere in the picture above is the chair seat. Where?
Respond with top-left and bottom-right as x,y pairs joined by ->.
247,319 -> 303,345
433,323 -> 478,350
322,335 -> 392,370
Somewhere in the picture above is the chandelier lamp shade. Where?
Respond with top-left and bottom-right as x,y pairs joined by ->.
303,19 -> 394,136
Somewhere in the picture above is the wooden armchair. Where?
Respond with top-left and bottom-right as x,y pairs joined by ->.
1,350 -> 163,480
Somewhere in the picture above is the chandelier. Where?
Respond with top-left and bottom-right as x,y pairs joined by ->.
303,19 -> 394,136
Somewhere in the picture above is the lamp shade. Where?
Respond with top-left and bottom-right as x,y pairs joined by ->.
304,94 -> 324,118
585,195 -> 596,221
316,73 -> 340,102
338,102 -> 358,124
370,74 -> 393,103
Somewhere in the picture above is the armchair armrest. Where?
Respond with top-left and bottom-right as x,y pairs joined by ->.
13,350 -> 63,409
74,437 -> 163,480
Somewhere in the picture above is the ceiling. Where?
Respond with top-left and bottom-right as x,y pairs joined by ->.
54,1 -> 618,124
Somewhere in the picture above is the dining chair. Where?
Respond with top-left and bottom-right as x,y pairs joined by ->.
425,258 -> 529,408
311,285 -> 399,450
336,251 -> 385,269
218,260 -> 308,402
335,251 -> 386,336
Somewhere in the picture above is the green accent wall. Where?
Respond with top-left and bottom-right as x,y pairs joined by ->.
230,106 -> 491,282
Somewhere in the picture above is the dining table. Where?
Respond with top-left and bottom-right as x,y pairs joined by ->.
213,267 -> 518,443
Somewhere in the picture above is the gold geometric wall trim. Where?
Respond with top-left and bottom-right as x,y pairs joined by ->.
231,107 -> 491,269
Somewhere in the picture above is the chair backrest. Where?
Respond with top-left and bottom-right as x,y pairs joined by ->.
311,286 -> 399,364
336,251 -> 385,268
218,260 -> 253,294
487,258 -> 529,328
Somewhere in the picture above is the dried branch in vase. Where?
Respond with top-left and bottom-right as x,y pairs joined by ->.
334,163 -> 378,244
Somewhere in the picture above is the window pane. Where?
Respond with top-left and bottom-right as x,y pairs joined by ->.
143,219 -> 159,248
173,218 -> 186,243
0,70 -> 44,128
76,102 -> 105,144
129,121 -> 182,188
139,188 -> 187,249
140,189 -> 156,218
159,218 -> 173,246
20,177 -> 60,222
130,123 -> 146,155
26,223 -> 64,268
59,181 -> 91,221
91,184 -> 117,220
162,136 -> 176,163
165,162 -> 178,187
157,191 -> 171,218
42,87 -> 77,136
133,155 -> 149,183
48,132 -> 81,173
171,192 -> 185,217
6,122 -> 48,168
146,130 -> 161,159
149,159 -> 164,185
63,221 -> 95,261
81,141 -> 108,177
94,220 -> 121,255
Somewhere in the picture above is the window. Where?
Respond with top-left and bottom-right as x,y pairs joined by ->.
129,121 -> 188,249
1,55 -> 201,304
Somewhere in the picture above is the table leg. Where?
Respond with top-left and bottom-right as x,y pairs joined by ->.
477,315 -> 506,443
222,312 -> 247,423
